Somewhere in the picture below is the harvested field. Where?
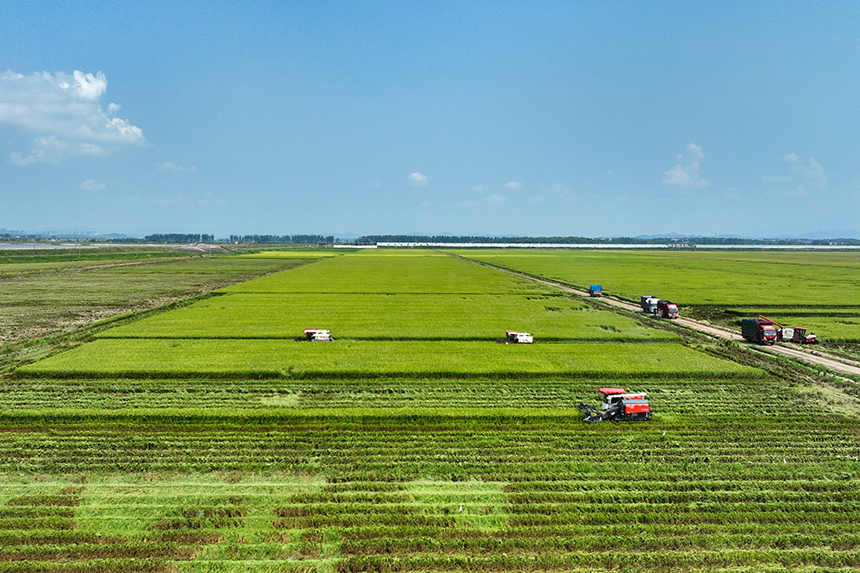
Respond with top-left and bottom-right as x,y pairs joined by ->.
2,248 -> 859,572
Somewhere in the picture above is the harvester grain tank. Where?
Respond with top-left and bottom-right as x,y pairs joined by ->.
656,300 -> 679,319
576,388 -> 653,422
589,285 -> 603,297
741,318 -> 778,345
640,296 -> 660,314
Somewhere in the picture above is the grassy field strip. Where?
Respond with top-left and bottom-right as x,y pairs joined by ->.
220,250 -> 553,295
0,250 -> 187,276
94,293 -> 679,342
16,340 -> 760,379
727,307 -> 860,316
235,251 -> 345,258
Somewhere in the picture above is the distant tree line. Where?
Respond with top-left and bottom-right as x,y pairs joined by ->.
228,234 -> 335,245
354,234 -> 860,246
356,235 -> 667,244
356,235 -> 595,244
144,233 -> 215,243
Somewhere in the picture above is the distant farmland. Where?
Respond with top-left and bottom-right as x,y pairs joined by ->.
2,248 -> 858,572
458,248 -> 860,348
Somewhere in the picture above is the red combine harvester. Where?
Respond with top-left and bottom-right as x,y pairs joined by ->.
576,388 -> 654,422
790,327 -> 818,344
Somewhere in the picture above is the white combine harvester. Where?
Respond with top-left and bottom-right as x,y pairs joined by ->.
501,331 -> 534,344
300,329 -> 333,341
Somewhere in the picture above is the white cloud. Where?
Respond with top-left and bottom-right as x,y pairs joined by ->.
462,193 -> 507,207
784,153 -> 827,189
408,172 -> 428,186
664,143 -> 709,188
70,70 -> 108,100
80,178 -> 106,191
10,136 -> 105,165
504,181 -> 522,189
765,153 -> 828,196
0,69 -> 143,165
158,161 -> 197,172
545,183 -> 571,196
684,143 -> 705,161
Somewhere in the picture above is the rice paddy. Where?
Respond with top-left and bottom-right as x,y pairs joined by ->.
2,247 -> 858,572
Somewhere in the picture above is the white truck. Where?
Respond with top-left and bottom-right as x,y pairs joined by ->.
640,296 -> 660,314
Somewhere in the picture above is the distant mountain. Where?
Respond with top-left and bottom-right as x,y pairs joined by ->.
632,232 -> 860,241
787,229 -> 860,240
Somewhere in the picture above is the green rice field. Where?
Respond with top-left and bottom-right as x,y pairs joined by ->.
18,339 -> 753,379
2,247 -> 858,572
457,249 -> 860,345
96,293 -> 677,341
455,249 -> 860,307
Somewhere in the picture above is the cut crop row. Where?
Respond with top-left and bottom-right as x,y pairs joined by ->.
339,533 -> 860,555
1,378 -> 807,413
336,548 -> 860,572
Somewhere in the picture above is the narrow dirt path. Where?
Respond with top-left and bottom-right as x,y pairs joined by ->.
456,254 -> 860,379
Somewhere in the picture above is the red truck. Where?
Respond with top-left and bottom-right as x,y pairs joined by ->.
656,300 -> 679,319
741,318 -> 778,345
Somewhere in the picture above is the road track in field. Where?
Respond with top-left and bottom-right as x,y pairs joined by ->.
455,254 -> 860,380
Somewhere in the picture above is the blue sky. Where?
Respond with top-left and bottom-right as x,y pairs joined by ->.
1,1 -> 859,238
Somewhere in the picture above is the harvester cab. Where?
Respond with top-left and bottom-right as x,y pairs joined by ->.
576,388 -> 653,422
301,329 -> 332,341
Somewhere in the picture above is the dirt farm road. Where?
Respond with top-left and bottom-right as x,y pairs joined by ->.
468,258 -> 860,380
